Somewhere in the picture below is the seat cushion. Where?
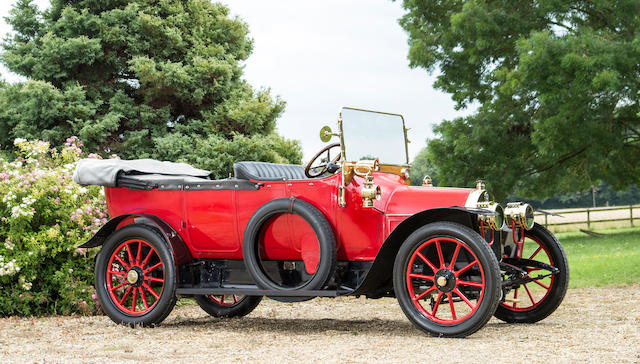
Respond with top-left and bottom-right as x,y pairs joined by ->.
233,161 -> 307,181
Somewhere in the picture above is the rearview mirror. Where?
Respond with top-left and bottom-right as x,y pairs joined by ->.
319,125 -> 333,142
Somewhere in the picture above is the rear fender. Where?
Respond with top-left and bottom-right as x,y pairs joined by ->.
352,207 -> 479,296
79,214 -> 193,266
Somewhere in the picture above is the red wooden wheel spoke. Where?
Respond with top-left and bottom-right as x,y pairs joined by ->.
143,283 -> 160,299
131,289 -> 138,311
139,287 -> 149,310
114,255 -> 129,270
523,284 -> 536,305
125,243 -> 135,266
110,282 -> 126,292
457,280 -> 483,288
107,239 -> 164,316
408,273 -> 434,281
447,293 -> 457,321
145,262 -> 163,273
233,295 -> 238,304
453,288 -> 474,309
416,251 -> 438,273
413,286 -> 437,301
432,292 -> 444,316
500,234 -> 555,312
455,260 -> 478,276
406,236 -> 486,325
534,280 -> 550,290
436,241 -> 445,268
529,246 -> 542,260
141,248 -> 154,268
449,242 -> 461,269
119,286 -> 133,305
136,240 -> 142,265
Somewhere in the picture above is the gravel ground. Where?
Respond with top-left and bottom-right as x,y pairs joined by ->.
1,285 -> 639,363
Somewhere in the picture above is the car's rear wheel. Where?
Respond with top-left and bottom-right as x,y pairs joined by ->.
494,224 -> 569,323
194,295 -> 262,318
95,224 -> 177,327
393,222 -> 501,337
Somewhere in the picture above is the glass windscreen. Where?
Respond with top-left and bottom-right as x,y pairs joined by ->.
340,107 -> 408,164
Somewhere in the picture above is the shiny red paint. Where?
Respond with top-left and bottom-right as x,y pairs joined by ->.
105,171 -> 475,261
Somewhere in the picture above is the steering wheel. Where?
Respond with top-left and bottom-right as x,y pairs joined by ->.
305,143 -> 341,178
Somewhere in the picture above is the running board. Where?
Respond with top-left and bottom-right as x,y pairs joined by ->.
176,285 -> 354,297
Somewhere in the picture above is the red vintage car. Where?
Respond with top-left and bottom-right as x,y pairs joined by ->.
75,107 -> 568,337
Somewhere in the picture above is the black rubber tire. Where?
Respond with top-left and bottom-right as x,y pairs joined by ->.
494,224 -> 569,323
242,198 -> 336,291
393,222 -> 501,338
95,224 -> 177,327
194,295 -> 262,318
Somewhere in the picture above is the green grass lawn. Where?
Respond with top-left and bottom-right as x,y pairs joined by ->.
556,227 -> 640,288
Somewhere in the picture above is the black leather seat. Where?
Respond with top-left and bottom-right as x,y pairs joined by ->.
233,161 -> 307,181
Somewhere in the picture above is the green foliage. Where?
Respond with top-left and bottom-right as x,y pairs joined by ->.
0,0 -> 301,176
520,183 -> 640,209
409,147 -> 438,186
400,0 -> 640,200
0,137 -> 104,316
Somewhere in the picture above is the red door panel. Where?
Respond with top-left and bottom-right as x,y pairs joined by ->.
184,190 -> 238,256
235,182 -> 288,259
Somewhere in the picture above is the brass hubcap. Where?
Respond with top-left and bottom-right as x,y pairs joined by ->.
127,270 -> 139,285
436,276 -> 448,287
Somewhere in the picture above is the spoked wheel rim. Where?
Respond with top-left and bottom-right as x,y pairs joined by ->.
406,237 -> 486,325
208,295 -> 245,307
501,234 -> 554,311
106,239 -> 165,316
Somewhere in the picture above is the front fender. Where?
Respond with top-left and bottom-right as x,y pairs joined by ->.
79,213 -> 193,266
352,207 -> 483,296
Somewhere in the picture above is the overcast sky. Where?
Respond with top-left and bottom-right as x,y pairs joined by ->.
0,0 -> 470,162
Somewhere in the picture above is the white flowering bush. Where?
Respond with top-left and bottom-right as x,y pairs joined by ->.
0,137 -> 108,315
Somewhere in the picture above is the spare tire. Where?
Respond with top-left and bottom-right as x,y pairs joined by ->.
242,197 -> 336,292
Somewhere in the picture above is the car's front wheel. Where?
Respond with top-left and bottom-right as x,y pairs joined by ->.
194,294 -> 262,318
95,224 -> 177,327
393,222 -> 501,337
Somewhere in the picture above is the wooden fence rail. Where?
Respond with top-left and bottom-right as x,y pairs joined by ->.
534,204 -> 640,230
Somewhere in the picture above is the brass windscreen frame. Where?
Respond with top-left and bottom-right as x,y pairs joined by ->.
339,107 -> 410,165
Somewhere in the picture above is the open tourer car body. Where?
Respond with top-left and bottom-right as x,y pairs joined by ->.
74,107 -> 569,337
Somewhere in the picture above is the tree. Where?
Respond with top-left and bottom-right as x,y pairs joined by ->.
0,0 -> 301,176
400,0 -> 640,200
409,147 -> 439,186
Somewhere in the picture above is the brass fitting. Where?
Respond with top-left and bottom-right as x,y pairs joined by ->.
361,175 -> 381,208
476,202 -> 504,230
422,175 -> 433,187
504,202 -> 535,230
354,160 -> 379,177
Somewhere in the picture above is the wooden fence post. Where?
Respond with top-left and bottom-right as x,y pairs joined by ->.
587,208 -> 591,229
545,214 -> 548,228
631,205 -> 634,227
